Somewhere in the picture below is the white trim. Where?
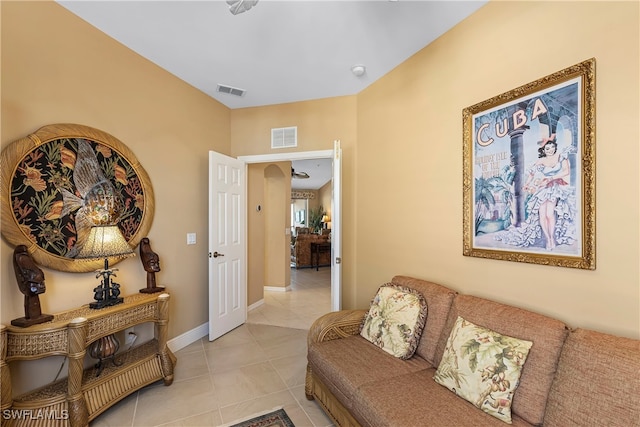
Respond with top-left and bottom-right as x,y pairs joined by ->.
238,150 -> 333,163
264,285 -> 291,292
331,140 -> 342,311
167,322 -> 208,353
248,299 -> 265,311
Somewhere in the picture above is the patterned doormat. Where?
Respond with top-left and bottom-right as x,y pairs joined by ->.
225,408 -> 295,427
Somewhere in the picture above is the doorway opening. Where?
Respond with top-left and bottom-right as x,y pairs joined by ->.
239,147 -> 341,317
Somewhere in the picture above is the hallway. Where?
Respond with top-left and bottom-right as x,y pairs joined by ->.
247,267 -> 332,330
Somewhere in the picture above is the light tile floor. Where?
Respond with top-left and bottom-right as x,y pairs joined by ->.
247,267 -> 332,330
91,267 -> 333,427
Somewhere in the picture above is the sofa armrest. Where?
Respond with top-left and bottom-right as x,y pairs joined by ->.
306,309 -> 367,400
308,309 -> 367,346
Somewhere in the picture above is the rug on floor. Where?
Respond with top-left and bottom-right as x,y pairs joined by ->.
227,408 -> 295,427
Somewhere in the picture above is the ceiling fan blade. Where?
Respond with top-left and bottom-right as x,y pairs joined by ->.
291,168 -> 310,179
227,0 -> 259,15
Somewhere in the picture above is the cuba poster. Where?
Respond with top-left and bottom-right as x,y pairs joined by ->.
462,59 -> 595,269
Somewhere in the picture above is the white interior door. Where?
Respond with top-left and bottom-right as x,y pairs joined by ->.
208,151 -> 246,341
331,140 -> 342,311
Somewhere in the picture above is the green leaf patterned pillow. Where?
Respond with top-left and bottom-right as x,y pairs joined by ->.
360,284 -> 428,359
433,316 -> 533,424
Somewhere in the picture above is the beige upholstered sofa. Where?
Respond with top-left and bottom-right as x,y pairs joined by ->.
306,275 -> 640,427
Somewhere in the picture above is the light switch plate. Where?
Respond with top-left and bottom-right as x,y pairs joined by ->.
187,233 -> 196,245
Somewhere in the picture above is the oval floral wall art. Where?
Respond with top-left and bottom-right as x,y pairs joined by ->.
1,123 -> 154,272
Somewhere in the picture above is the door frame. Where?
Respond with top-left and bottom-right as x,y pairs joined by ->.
239,149 -> 341,310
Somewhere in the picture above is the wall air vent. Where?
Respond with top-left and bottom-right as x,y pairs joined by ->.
271,126 -> 297,149
216,84 -> 246,97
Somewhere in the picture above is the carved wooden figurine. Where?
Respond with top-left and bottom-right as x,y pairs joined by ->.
11,245 -> 54,327
139,237 -> 165,293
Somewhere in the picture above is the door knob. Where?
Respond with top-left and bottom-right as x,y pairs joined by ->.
212,251 -> 225,258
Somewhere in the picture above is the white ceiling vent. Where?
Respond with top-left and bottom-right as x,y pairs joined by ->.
271,126 -> 297,149
216,84 -> 246,97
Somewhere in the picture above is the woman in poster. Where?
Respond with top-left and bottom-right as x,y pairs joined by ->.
525,135 -> 572,250
497,134 -> 576,251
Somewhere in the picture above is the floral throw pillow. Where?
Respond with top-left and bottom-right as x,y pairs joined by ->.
433,316 -> 533,424
359,284 -> 428,359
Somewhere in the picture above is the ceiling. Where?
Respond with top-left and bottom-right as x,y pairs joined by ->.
291,158 -> 333,190
55,0 -> 487,190
56,0 -> 487,110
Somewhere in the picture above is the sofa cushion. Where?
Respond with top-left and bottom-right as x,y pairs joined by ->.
308,335 -> 430,414
543,328 -> 640,426
390,275 -> 457,365
434,316 -> 533,424
360,283 -> 428,359
435,294 -> 568,426
352,369 -> 533,427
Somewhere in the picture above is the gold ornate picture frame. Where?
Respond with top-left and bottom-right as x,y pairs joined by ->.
1,123 -> 154,272
462,58 -> 595,269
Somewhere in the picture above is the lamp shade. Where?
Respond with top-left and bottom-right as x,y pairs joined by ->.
76,225 -> 134,259
322,215 -> 330,223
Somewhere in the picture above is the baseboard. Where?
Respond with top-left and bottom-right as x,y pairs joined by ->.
248,299 -> 264,311
167,322 -> 208,353
264,285 -> 291,292
166,296 -> 273,352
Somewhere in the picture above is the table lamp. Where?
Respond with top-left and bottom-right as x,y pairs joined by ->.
77,224 -> 134,309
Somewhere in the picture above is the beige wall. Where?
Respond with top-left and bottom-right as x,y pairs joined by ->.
306,190 -> 321,213
230,97 -> 357,157
247,164 -> 267,304
1,0 -> 230,391
318,181 -> 332,227
264,163 -> 291,289
356,0 -> 639,338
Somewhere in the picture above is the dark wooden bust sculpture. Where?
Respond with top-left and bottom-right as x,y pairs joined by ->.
139,237 -> 164,293
11,245 -> 54,327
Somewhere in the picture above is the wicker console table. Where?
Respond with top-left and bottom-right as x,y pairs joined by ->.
0,292 -> 176,427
